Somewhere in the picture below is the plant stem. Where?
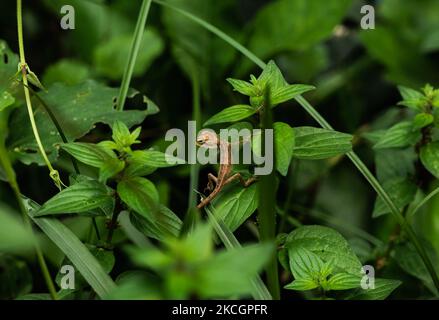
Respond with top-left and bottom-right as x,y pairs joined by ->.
18,81 -> 81,174
257,88 -> 280,299
116,0 -> 152,111
205,207 -> 272,300
106,196 -> 123,245
17,0 -> 62,189
181,74 -> 201,236
0,116 -> 57,300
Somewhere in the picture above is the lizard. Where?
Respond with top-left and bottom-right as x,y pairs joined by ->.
196,129 -> 257,209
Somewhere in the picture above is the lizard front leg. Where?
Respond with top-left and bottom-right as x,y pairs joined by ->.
205,173 -> 218,193
225,173 -> 257,187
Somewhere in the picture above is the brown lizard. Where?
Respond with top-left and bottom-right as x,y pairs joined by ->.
196,129 -> 257,209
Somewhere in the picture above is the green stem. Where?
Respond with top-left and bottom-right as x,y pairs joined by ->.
181,75 -> 201,236
116,0 -> 152,111
18,81 -> 81,175
205,207 -> 272,300
151,0 -> 439,291
17,0 -> 62,189
258,88 -> 280,299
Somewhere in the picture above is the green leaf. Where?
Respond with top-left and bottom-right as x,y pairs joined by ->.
130,205 -> 182,241
128,150 -> 185,169
374,122 -> 421,149
293,127 -> 352,160
124,160 -> 157,178
398,86 -> 427,111
99,158 -> 125,183
326,273 -> 361,290
8,80 -> 149,165
24,197 -> 117,298
198,243 -> 274,298
94,29 -> 164,80
60,142 -> 116,168
27,68 -> 46,91
413,113 -> 434,130
284,278 -> 318,291
288,245 -> 325,280
117,177 -> 160,221
211,183 -> 258,232
274,122 -> 295,176
373,177 -> 417,217
35,180 -> 113,216
252,122 -> 294,174
257,60 -> 287,92
226,78 -> 257,96
112,121 -> 133,148
420,142 -> 439,179
271,84 -> 315,106
204,105 -> 257,126
286,225 -> 363,275
346,278 -> 401,300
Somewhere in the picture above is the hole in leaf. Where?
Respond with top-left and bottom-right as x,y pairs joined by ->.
3,53 -> 8,64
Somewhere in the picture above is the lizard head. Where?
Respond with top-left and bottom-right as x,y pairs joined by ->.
196,129 -> 219,148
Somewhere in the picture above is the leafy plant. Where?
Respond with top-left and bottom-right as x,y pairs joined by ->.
1,0 -> 439,302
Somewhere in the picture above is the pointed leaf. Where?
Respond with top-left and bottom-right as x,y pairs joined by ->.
35,180 -> 113,216
61,142 -> 116,168
293,127 -> 352,160
204,105 -> 257,126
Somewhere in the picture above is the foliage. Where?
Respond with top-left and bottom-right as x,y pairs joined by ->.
1,0 -> 439,302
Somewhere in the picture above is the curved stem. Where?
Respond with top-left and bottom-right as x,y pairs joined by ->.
18,82 -> 101,240
17,0 -> 62,190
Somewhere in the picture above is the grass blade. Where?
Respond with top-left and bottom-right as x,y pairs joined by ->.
205,206 -> 272,300
408,186 -> 439,219
24,198 -> 117,298
116,0 -> 152,111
